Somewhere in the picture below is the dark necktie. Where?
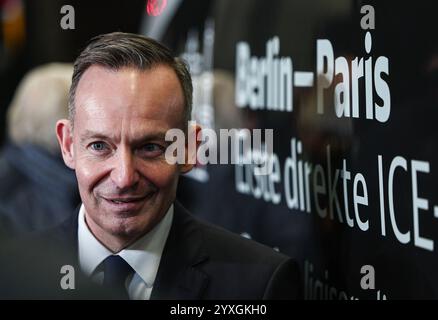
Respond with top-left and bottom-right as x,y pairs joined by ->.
102,255 -> 133,300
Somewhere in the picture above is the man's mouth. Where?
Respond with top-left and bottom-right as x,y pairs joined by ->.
107,197 -> 146,204
100,192 -> 155,210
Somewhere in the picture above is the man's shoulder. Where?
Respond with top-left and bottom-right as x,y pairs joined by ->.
174,201 -> 292,265
200,218 -> 288,262
0,208 -> 112,299
169,202 -> 302,299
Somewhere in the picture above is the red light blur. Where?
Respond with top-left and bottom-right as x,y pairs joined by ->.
146,0 -> 167,17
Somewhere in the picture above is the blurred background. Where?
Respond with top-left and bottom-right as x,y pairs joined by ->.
0,0 -> 437,299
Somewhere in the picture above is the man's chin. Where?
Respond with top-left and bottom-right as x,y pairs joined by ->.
104,220 -> 149,244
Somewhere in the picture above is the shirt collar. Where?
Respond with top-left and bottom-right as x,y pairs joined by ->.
78,203 -> 174,288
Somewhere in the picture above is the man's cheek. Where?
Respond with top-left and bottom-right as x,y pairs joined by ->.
145,163 -> 179,188
75,161 -> 102,192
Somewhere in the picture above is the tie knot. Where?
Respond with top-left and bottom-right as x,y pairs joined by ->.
102,255 -> 133,298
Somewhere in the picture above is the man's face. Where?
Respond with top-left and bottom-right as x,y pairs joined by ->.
57,65 -> 188,246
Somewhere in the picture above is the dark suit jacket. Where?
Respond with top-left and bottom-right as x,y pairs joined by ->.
0,201 -> 301,299
0,142 -> 80,236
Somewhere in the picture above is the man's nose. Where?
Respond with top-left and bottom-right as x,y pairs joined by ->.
110,148 -> 140,190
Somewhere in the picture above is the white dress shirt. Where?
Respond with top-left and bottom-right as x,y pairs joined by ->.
78,204 -> 174,300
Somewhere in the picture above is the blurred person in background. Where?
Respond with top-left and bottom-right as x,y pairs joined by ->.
0,63 -> 80,236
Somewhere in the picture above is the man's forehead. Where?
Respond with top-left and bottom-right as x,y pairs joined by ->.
74,64 -> 185,124
75,64 -> 181,96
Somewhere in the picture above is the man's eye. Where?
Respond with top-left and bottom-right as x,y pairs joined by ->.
144,144 -> 161,152
90,142 -> 108,152
138,143 -> 164,157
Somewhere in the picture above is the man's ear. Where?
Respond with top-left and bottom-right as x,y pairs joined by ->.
180,123 -> 202,174
56,119 -> 75,170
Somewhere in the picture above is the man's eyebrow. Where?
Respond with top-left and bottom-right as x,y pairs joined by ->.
79,130 -> 168,144
80,130 -> 112,143
130,132 -> 168,144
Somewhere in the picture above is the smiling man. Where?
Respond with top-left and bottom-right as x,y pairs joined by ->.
49,32 -> 301,300
57,60 -> 188,254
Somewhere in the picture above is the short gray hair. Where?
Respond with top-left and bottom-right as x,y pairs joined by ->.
69,32 -> 192,125
8,63 -> 73,154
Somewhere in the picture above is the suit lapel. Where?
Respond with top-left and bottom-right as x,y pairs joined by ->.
151,201 -> 210,299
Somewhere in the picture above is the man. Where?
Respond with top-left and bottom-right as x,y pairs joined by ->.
11,32 -> 300,299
